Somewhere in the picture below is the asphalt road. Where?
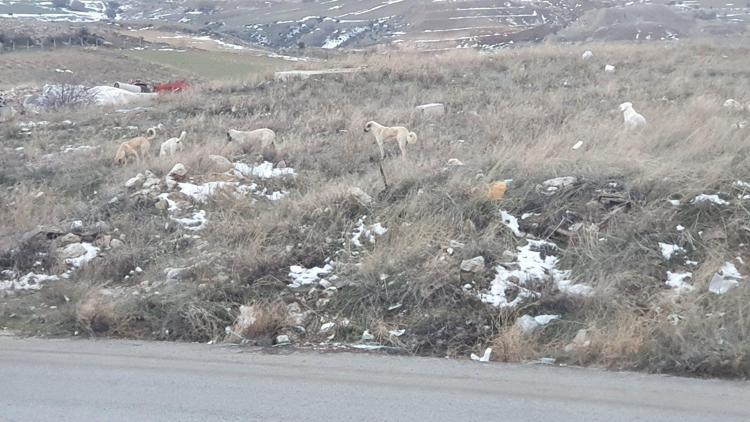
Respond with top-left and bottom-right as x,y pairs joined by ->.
1,336 -> 748,422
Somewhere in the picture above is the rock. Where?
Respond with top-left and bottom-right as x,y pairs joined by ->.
361,330 -> 375,341
169,164 -> 187,178
70,220 -> 84,233
125,173 -> 145,189
0,105 -> 17,123
487,181 -> 507,201
93,221 -> 111,233
320,322 -> 336,333
724,99 -> 744,111
109,238 -> 124,249
349,187 -> 373,207
165,267 -> 193,283
58,233 -> 81,246
449,240 -> 466,249
208,155 -> 232,172
581,50 -> 593,60
416,103 -> 446,116
155,197 -> 169,210
233,305 -> 258,337
460,256 -> 485,273
604,64 -> 615,73
564,329 -> 591,352
94,235 -> 112,248
275,334 -> 291,345
542,176 -> 577,192
287,302 -> 306,325
60,243 -> 87,259
166,163 -> 188,190
447,158 -> 464,166
142,171 -> 161,189
276,160 -> 286,168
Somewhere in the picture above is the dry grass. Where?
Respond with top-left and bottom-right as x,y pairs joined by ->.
2,41 -> 750,377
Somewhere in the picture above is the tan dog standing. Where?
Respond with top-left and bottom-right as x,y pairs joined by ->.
114,127 -> 157,165
364,121 -> 417,159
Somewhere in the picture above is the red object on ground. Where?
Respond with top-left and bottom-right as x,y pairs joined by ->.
153,80 -> 190,93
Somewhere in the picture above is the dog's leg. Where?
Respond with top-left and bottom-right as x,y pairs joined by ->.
377,138 -> 386,160
398,136 -> 407,158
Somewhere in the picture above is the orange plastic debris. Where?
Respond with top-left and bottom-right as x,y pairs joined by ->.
487,181 -> 507,201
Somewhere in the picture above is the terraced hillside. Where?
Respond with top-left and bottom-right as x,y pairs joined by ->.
2,0 -> 748,50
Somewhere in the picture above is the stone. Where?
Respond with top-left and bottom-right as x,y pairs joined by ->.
320,322 -> 335,333
543,176 -> 577,191
361,330 -> 375,341
449,240 -> 466,249
142,170 -> 161,189
168,163 -> 187,178
109,238 -> 124,249
208,155 -> 232,172
125,173 -> 145,189
460,256 -> 485,273
416,103 -> 446,116
276,334 -> 291,345
447,158 -> 464,166
564,329 -> 591,352
165,267 -> 193,283
58,233 -> 81,246
70,220 -> 84,233
60,243 -> 86,259
604,65 -> 615,73
581,50 -> 593,60
349,187 -> 373,207
94,235 -> 112,248
287,302 -> 306,325
155,198 -> 169,210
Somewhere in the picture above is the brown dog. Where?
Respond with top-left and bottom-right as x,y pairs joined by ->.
114,127 -> 157,165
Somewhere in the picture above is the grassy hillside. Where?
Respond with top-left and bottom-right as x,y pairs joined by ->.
2,42 -> 750,377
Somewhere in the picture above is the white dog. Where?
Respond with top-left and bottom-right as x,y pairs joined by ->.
619,102 -> 647,129
226,128 -> 276,151
363,121 -> 417,159
159,131 -> 186,157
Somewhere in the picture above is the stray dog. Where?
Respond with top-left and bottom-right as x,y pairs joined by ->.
159,130 -> 186,157
114,127 -> 156,165
226,128 -> 276,151
364,121 -> 417,159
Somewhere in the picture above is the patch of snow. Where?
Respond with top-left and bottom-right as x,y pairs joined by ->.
388,329 -> 405,337
572,141 -> 583,150
322,26 -> 368,49
470,347 -> 492,362
666,271 -> 693,292
693,194 -> 729,206
480,239 -> 590,307
499,210 -> 524,237
516,314 -> 560,333
659,242 -> 685,260
709,262 -> 743,294
0,272 -> 59,291
64,243 -> 99,268
171,210 -> 208,231
289,264 -> 334,288
350,217 -> 387,247
233,162 -> 296,179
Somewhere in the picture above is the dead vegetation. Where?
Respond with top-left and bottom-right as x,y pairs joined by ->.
2,42 -> 750,378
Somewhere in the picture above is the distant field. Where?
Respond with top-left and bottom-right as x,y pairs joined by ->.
125,49 -> 290,81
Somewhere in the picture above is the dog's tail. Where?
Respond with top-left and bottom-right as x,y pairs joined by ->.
146,127 -> 157,140
178,131 -> 187,142
407,131 -> 417,144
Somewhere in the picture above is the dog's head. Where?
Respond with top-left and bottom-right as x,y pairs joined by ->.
114,151 -> 126,166
364,121 -> 374,133
619,102 -> 633,112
